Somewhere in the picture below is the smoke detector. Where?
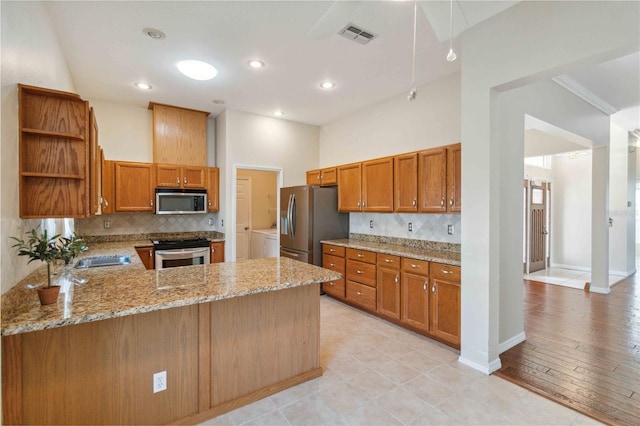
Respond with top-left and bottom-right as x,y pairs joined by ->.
338,24 -> 377,45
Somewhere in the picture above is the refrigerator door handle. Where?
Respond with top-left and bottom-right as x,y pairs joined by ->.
290,193 -> 296,239
281,248 -> 306,260
286,193 -> 293,237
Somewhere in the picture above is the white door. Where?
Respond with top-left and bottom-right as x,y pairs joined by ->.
236,177 -> 252,260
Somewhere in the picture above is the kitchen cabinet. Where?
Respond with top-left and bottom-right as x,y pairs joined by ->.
345,248 -> 376,310
18,84 -> 90,218
250,230 -> 277,259
430,263 -> 461,346
447,143 -> 462,212
114,161 -> 155,212
156,164 -> 206,188
206,167 -> 220,212
149,102 -> 209,167
418,143 -> 461,213
401,258 -> 430,332
337,162 -> 362,212
306,167 -> 337,186
89,107 -> 102,216
135,246 -> 155,270
101,158 -> 115,214
362,157 -> 394,212
322,244 -> 346,298
394,152 -> 418,212
306,169 -> 321,185
376,254 -> 400,320
210,241 -> 225,263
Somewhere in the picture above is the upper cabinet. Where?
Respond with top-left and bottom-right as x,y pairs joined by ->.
362,157 -> 393,212
306,167 -> 337,186
447,143 -> 461,212
18,84 -> 90,218
89,107 -> 102,216
156,164 -> 206,189
206,167 -> 220,212
418,143 -> 460,213
114,161 -> 155,212
149,102 -> 209,167
101,158 -> 115,214
337,163 -> 362,212
394,153 -> 418,213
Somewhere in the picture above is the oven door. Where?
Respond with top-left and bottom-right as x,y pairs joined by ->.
155,247 -> 210,270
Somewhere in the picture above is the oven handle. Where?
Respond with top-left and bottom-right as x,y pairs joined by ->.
155,247 -> 209,256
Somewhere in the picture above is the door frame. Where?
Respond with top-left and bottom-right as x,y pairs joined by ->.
235,176 -> 252,261
524,179 -> 552,274
230,164 -> 283,261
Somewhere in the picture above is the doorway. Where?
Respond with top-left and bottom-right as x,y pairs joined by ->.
235,177 -> 252,261
524,179 -> 551,274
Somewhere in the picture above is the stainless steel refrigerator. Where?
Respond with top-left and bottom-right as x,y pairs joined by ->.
280,185 -> 349,266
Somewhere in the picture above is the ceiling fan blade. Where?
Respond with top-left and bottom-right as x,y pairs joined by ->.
309,1 -> 361,40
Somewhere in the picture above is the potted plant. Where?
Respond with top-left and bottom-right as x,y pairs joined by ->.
11,228 -> 62,305
58,232 -> 87,265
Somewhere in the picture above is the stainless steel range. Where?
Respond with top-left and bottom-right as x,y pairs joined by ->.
152,238 -> 210,270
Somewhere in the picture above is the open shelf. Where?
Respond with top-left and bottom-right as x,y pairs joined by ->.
21,172 -> 84,180
21,128 -> 85,141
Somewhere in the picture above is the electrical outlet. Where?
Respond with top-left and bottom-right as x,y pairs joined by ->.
153,371 -> 167,393
208,218 -> 215,226
369,220 -> 374,229
103,220 -> 110,229
447,225 -> 454,235
221,219 -> 224,227
408,222 -> 413,232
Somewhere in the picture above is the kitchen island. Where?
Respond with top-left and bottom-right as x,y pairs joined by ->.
2,246 -> 340,425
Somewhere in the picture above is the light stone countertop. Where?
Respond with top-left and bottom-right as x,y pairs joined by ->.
1,241 -> 340,336
321,239 -> 461,266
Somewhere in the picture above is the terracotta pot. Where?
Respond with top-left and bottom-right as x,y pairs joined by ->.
37,285 -> 60,305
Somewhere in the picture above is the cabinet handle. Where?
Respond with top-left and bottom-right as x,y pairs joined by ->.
384,259 -> 392,263
150,200 -> 153,207
357,200 -> 361,208
449,197 -> 454,206
441,198 -> 445,207
104,199 -> 109,207
356,270 -> 363,274
413,198 -> 417,206
357,291 -> 363,296
330,248 -> 335,252
329,282 -> 335,286
149,251 -> 152,258
357,253 -> 364,258
184,177 -> 187,184
208,200 -> 212,206
176,177 -> 180,184
441,269 -> 453,274
423,282 -> 427,291
319,174 -> 322,181
330,263 -> 336,267
211,248 -> 215,253
395,274 -> 399,284
432,283 -> 436,293
410,263 -> 419,268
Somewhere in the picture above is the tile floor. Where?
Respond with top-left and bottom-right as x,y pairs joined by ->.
524,266 -> 626,289
201,296 -> 601,426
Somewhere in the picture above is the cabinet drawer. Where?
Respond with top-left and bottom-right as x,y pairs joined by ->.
377,254 -> 400,269
431,263 -> 461,283
323,244 -> 345,257
401,258 -> 429,276
323,254 -> 345,274
323,278 -> 345,298
346,259 -> 376,286
346,248 -> 376,264
346,280 -> 376,310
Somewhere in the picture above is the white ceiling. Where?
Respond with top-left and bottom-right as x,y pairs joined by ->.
44,1 -> 639,129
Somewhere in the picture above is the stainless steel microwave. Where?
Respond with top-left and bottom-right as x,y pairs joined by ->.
155,188 -> 207,214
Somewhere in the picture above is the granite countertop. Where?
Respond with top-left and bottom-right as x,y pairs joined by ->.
1,241 -> 339,336
321,238 -> 461,267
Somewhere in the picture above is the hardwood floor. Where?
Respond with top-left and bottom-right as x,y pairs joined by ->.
495,275 -> 640,426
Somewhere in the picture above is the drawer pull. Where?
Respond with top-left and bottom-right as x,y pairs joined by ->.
356,270 -> 363,274
329,248 -> 335,252
329,282 -> 335,286
384,259 -> 392,263
410,263 -> 419,268
330,263 -> 336,267
357,291 -> 363,296
441,269 -> 453,274
357,253 -> 364,258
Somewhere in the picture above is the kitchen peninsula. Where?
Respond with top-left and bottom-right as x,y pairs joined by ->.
1,243 -> 340,425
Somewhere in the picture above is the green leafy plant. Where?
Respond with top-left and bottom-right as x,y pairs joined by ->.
58,232 -> 87,265
11,228 -> 61,288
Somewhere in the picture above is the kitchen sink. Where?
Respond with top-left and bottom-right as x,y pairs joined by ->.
75,255 -> 131,268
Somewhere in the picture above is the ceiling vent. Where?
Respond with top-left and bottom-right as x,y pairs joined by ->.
338,24 -> 377,45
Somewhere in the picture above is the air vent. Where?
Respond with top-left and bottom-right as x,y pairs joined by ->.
338,23 -> 377,45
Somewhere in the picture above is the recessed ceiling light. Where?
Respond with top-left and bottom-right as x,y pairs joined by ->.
212,99 -> 225,105
274,111 -> 284,117
320,81 -> 335,90
176,60 -> 218,81
142,28 -> 166,40
134,82 -> 152,90
247,60 -> 265,69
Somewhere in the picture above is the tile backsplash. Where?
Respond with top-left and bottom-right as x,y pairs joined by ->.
350,212 -> 461,244
75,212 -> 220,236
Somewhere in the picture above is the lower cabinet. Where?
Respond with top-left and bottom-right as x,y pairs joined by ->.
346,280 -> 376,310
377,254 -> 400,320
322,245 -> 346,298
210,241 -> 225,263
135,246 -> 155,270
430,263 -> 461,346
401,258 -> 429,332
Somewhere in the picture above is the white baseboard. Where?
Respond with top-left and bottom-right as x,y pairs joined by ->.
589,286 -> 611,295
550,263 -> 590,272
458,355 -> 501,375
609,269 -> 634,277
498,332 -> 526,353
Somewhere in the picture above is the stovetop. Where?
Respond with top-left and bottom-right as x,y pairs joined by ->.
152,238 -> 210,250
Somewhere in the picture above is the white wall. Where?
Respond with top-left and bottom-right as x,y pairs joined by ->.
1,1 -> 76,294
319,72 -> 461,166
217,109 -> 319,259
459,0 -> 638,373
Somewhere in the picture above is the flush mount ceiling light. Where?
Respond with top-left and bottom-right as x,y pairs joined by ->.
319,81 -> 336,90
247,59 -> 265,69
274,110 -> 284,117
142,28 -> 166,40
134,82 -> 152,90
176,60 -> 218,80
446,0 -> 457,62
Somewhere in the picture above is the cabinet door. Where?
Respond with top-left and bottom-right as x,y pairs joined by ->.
377,266 -> 400,320
115,162 -> 155,212
89,108 -> 102,216
182,166 -> 206,188
306,170 -> 321,185
394,153 -> 418,212
156,164 -> 181,188
337,163 -> 362,212
210,242 -> 225,263
447,143 -> 461,212
362,157 -> 394,212
320,167 -> 337,186
418,147 -> 447,212
135,246 -> 155,270
206,167 -> 220,212
401,272 -> 429,332
151,103 -> 208,166
101,158 -> 115,214
430,278 -> 460,346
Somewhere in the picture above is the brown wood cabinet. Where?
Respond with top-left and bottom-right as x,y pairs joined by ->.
306,167 -> 337,186
376,254 -> 400,320
345,248 -> 376,310
89,107 -> 102,216
135,246 -> 155,270
337,162 -> 362,211
18,84 -> 90,218
101,158 -> 115,214
306,169 -> 321,185
156,164 -> 206,188
206,167 -> 220,212
149,102 -> 209,167
447,143 -> 462,212
362,157 -> 394,212
430,263 -> 461,346
417,143 -> 461,213
210,241 -> 225,263
394,153 -> 418,212
114,161 -> 155,212
401,258 -> 430,332
322,244 -> 346,298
